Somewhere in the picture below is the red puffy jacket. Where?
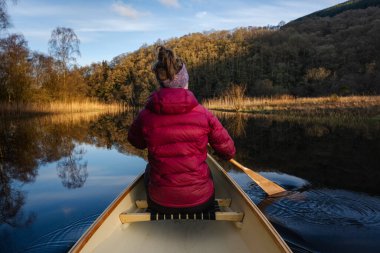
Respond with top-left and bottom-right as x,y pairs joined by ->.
128,88 -> 235,208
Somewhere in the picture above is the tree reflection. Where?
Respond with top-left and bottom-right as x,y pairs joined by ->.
212,111 -> 248,138
0,170 -> 36,227
0,112 -> 147,228
57,147 -> 88,189
215,111 -> 380,194
0,123 -> 37,227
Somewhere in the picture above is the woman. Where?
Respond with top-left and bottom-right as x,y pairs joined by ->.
128,46 -> 235,214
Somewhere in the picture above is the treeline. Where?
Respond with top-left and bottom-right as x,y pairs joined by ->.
0,0 -> 87,105
85,4 -> 380,104
294,0 -> 380,20
0,34 -> 88,104
1,0 -> 379,106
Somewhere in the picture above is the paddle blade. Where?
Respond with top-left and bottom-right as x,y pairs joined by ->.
229,159 -> 286,196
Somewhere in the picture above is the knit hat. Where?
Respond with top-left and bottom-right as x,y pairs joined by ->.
161,63 -> 189,89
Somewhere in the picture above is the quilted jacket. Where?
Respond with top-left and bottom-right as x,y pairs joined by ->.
128,88 -> 235,208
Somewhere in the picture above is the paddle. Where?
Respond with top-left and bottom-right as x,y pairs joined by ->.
207,144 -> 286,196
228,158 -> 287,196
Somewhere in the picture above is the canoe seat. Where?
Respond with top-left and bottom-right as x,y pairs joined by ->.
119,199 -> 244,223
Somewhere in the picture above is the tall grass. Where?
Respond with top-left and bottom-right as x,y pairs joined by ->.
38,111 -> 116,125
204,94 -> 380,117
0,100 -> 129,115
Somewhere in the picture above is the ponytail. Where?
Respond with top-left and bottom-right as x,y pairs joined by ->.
154,46 -> 182,82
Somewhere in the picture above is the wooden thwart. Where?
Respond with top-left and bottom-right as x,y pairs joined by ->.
135,198 -> 232,209
119,211 -> 244,223
120,198 -> 243,223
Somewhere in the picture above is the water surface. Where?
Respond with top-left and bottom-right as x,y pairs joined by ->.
0,111 -> 379,253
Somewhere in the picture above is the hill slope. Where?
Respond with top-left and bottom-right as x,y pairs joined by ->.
290,0 -> 380,22
83,1 -> 380,104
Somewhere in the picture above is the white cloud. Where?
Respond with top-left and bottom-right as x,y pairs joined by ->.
159,0 -> 180,8
111,2 -> 149,19
11,29 -> 51,40
195,11 -> 207,18
9,5 -> 71,17
213,1 -> 341,27
76,18 -> 155,33
188,0 -> 344,29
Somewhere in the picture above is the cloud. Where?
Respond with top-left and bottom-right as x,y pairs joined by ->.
9,5 -> 71,17
195,11 -> 207,18
111,2 -> 149,19
76,18 -> 155,33
211,1 -> 342,27
159,0 -> 180,8
13,29 -> 51,40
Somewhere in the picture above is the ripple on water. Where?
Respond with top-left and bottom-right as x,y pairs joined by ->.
235,170 -> 380,252
21,214 -> 99,253
263,189 -> 380,228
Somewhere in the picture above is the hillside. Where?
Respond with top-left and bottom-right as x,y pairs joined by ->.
4,0 -> 375,106
82,0 -> 379,105
290,0 -> 380,22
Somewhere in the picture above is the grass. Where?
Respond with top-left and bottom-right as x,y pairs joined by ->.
203,95 -> 380,118
0,100 -> 129,115
204,93 -> 380,130
37,111 -> 117,125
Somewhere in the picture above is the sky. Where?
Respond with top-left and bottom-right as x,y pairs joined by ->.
7,0 -> 343,66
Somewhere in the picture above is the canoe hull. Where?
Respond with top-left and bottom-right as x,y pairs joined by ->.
70,154 -> 292,253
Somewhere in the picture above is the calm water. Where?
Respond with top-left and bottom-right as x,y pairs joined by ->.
0,111 -> 379,253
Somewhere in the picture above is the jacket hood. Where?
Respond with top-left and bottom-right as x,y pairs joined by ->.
146,88 -> 199,114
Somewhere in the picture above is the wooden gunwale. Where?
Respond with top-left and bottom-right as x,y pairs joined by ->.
207,154 -> 291,252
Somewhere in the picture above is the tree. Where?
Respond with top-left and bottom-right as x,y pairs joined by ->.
0,0 -> 9,32
29,52 -> 59,101
0,34 -> 32,105
0,0 -> 16,33
48,27 -> 80,99
278,21 -> 286,28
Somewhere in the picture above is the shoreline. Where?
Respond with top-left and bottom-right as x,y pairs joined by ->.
203,95 -> 380,118
0,101 -> 128,115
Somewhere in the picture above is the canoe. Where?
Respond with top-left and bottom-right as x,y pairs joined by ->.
69,154 -> 292,253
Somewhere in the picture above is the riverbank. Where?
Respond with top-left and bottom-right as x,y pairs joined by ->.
203,95 -> 380,119
0,100 -> 128,115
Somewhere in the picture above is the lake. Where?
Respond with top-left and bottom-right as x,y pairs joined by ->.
0,111 -> 379,253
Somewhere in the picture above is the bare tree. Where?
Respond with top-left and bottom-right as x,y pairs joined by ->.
48,27 -> 80,99
0,0 -> 16,32
0,34 -> 31,104
57,147 -> 88,189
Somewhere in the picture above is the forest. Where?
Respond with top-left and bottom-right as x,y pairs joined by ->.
0,0 -> 379,106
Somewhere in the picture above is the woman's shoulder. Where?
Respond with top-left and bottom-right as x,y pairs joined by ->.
192,104 -> 217,122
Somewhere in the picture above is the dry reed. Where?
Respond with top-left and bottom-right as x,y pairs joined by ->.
203,95 -> 380,116
0,100 -> 129,115
37,111 -> 116,125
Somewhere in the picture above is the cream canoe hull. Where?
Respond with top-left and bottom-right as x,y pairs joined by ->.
69,154 -> 292,253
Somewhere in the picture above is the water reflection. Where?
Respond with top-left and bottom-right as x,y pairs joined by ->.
213,111 -> 380,252
57,147 -> 88,189
0,119 -> 38,228
223,112 -> 249,138
0,112 -> 147,252
214,111 -> 380,195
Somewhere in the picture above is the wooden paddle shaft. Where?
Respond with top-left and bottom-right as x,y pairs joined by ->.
229,159 -> 286,196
